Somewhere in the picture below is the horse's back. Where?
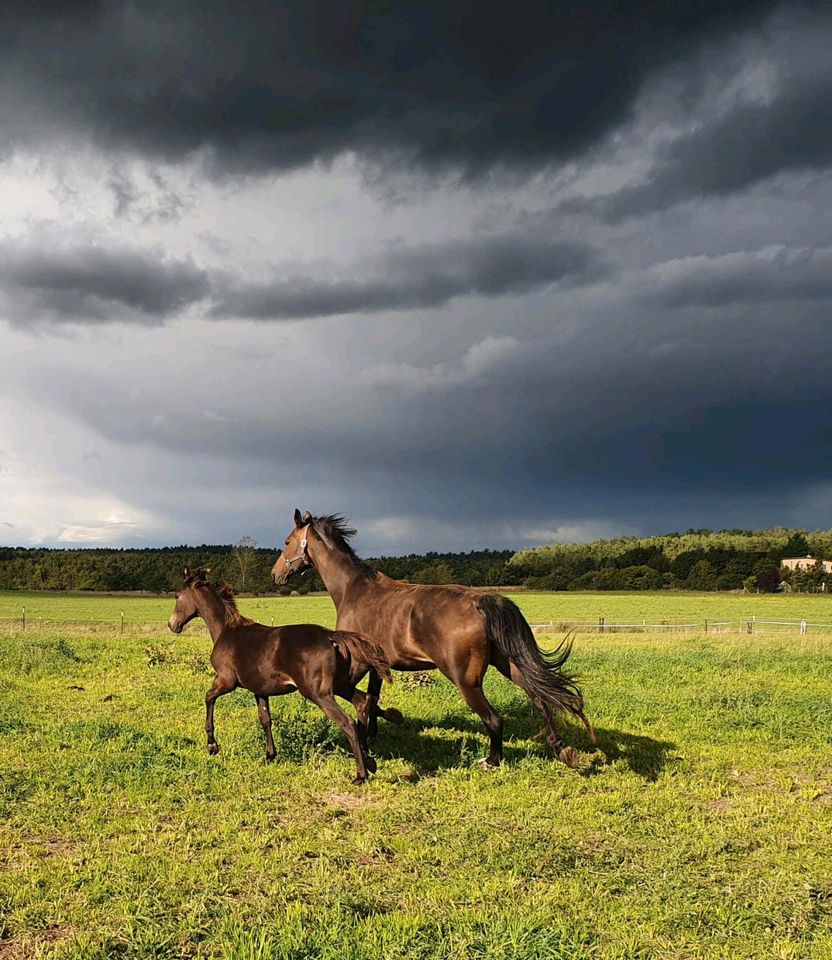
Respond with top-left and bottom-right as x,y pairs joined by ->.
337,578 -> 488,670
226,622 -> 334,694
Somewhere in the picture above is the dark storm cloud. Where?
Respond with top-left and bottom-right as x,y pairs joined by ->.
214,233 -> 603,320
38,300 -> 832,508
564,63 -> 832,221
0,0 -> 785,178
0,241 -> 209,325
5,2 -> 832,548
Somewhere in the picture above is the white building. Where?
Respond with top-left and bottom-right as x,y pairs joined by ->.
780,555 -> 832,573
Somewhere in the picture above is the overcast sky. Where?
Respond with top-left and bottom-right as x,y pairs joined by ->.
2,1 -> 831,554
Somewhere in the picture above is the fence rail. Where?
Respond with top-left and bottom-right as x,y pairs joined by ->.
2,613 -> 832,636
531,617 -> 832,635
0,616 -> 210,635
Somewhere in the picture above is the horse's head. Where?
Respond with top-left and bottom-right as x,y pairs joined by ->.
168,566 -> 211,633
272,509 -> 314,584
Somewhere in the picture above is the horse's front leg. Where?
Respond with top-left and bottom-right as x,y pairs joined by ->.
205,675 -> 233,755
366,669 -> 404,737
349,689 -> 377,774
366,668 -> 382,738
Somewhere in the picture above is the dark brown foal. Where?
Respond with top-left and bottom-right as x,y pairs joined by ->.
168,567 -> 391,784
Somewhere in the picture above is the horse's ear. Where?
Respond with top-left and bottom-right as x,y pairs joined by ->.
303,511 -> 312,522
294,508 -> 303,527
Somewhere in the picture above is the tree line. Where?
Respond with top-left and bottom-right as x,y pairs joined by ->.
1,528 -> 830,594
508,529 -> 832,593
0,544 -> 515,594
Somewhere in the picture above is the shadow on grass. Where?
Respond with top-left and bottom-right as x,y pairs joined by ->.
581,727 -> 677,782
371,699 -> 676,782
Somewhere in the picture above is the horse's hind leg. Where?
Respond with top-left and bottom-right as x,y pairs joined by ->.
310,692 -> 370,785
256,695 -> 277,762
493,658 -> 592,766
205,675 -> 234,755
457,682 -> 504,769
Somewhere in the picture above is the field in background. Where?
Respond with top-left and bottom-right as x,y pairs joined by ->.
2,594 -> 832,958
3,589 -> 832,632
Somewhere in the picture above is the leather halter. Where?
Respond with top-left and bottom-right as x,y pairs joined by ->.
282,524 -> 312,573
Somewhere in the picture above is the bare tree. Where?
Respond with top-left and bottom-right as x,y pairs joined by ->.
231,536 -> 258,593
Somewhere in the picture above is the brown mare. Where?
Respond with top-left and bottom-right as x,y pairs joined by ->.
272,511 -> 595,768
168,567 -> 392,783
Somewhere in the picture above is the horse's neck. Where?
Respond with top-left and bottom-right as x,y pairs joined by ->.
312,545 -> 369,610
194,590 -> 228,642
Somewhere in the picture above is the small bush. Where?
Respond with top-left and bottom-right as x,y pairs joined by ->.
270,698 -> 341,763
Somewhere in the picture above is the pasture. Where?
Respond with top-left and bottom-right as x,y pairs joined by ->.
4,589 -> 832,631
2,591 -> 832,959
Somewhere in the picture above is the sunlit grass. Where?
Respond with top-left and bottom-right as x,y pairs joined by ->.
2,602 -> 832,958
3,589 -> 832,633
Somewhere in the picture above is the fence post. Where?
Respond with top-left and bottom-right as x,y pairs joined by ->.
599,616 -> 605,634
120,611 -> 125,634
704,619 -> 708,634
22,606 -> 25,631
746,619 -> 753,634
800,620 -> 807,636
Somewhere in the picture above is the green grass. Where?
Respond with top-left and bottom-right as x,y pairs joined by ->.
0,591 -> 336,629
2,595 -> 832,958
3,589 -> 832,631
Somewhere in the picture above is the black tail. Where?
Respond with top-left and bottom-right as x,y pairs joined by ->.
477,594 -> 588,725
330,631 -> 393,683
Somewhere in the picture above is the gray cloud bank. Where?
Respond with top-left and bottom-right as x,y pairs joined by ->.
7,232 -> 832,328
0,240 -> 208,326
0,228 -> 603,326
214,233 -> 603,320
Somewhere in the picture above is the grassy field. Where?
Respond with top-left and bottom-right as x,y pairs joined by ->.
2,593 -> 832,958
3,589 -> 832,630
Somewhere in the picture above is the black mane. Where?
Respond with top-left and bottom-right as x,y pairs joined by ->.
311,514 -> 377,580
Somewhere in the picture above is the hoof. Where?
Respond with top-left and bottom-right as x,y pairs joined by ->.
207,743 -> 219,755
265,752 -> 276,763
352,775 -> 368,786
383,707 -> 404,725
557,745 -> 581,769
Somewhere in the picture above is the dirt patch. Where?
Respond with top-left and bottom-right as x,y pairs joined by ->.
319,789 -> 382,810
1,836 -> 76,872
0,925 -> 74,959
728,768 -> 832,801
35,838 -> 75,857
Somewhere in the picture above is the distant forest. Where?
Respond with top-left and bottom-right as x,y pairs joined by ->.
0,544 -> 514,594
0,528 -> 830,594
509,529 -> 832,593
